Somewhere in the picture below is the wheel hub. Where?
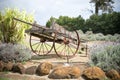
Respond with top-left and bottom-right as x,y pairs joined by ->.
40,38 -> 46,42
63,38 -> 69,44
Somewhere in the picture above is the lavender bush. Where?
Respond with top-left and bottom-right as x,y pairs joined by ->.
78,30 -> 120,42
89,42 -> 120,72
0,43 -> 32,62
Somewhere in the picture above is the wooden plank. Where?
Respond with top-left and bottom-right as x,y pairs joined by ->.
26,28 -> 55,34
56,32 -> 77,41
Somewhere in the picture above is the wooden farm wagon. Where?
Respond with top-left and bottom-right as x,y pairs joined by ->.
13,18 -> 80,59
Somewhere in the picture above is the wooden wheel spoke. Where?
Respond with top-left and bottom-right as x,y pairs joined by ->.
46,43 -> 52,47
30,35 -> 54,55
64,45 -> 67,56
68,44 -> 75,54
54,30 -> 80,59
67,45 -> 70,56
56,43 -> 64,50
35,42 -> 40,51
44,43 -> 49,52
39,43 -> 43,53
42,43 -> 44,54
32,42 -> 40,46
60,45 -> 66,55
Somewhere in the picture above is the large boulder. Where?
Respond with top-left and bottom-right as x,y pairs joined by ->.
106,69 -> 120,80
48,66 -> 81,79
0,61 -> 4,71
25,66 -> 37,75
12,63 -> 25,74
48,67 -> 69,79
53,64 -> 63,69
36,62 -> 52,76
3,62 -> 13,71
68,66 -> 81,78
82,66 -> 106,80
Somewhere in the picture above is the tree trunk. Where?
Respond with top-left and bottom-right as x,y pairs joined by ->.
95,2 -> 99,15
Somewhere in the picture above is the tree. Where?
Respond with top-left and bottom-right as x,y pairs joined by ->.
46,15 -> 85,31
90,0 -> 114,15
84,12 -> 120,34
46,16 -> 56,28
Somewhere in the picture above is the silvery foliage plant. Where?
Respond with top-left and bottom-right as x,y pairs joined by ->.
0,43 -> 32,62
78,30 -> 120,42
89,41 -> 120,72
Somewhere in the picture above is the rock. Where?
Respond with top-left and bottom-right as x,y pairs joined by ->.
48,66 -> 81,79
12,63 -> 25,74
25,66 -> 37,75
82,66 -> 106,80
36,62 -> 52,76
68,66 -> 81,78
106,69 -> 120,80
0,61 -> 4,72
48,67 -> 69,79
53,64 -> 63,69
3,62 -> 13,71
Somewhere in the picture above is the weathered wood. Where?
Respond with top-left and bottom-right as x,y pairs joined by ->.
13,17 -> 77,44
26,28 -> 55,34
13,17 -> 49,30
55,32 -> 77,42
30,33 -> 63,42
30,33 -> 54,41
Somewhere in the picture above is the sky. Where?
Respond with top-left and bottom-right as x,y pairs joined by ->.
0,0 -> 120,25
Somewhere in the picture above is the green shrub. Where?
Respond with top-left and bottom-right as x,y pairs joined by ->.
0,8 -> 34,43
89,44 -> 120,72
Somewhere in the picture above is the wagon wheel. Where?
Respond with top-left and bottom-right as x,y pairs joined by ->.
30,34 -> 54,55
54,30 -> 80,59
